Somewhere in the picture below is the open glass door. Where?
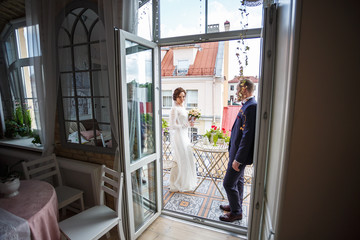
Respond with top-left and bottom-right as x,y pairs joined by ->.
116,29 -> 161,239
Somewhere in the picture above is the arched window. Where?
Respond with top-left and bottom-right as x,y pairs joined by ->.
57,6 -> 113,151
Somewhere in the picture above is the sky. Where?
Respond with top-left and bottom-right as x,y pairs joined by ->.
138,0 -> 263,78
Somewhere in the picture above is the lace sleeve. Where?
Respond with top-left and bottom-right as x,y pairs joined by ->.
170,107 -> 189,130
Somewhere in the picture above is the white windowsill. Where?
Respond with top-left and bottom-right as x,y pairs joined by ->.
0,137 -> 43,152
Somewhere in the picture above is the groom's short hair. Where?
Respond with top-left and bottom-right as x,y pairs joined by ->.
237,79 -> 255,94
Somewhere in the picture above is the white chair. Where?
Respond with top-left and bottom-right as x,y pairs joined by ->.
59,165 -> 125,240
21,154 -> 84,213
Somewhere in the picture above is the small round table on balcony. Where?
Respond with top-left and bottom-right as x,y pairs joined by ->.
192,141 -> 229,199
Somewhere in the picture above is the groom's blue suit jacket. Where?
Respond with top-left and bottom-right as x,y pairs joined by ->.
228,97 -> 257,166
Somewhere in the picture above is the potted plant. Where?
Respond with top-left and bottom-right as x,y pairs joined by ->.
203,125 -> 230,146
32,133 -> 42,147
4,103 -> 32,138
4,120 -> 19,138
0,160 -> 23,198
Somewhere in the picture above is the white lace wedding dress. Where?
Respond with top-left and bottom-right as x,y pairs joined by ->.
169,102 -> 197,192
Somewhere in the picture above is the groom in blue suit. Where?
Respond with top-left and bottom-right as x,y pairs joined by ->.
219,79 -> 257,222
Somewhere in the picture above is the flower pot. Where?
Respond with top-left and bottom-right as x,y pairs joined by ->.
0,177 -> 20,198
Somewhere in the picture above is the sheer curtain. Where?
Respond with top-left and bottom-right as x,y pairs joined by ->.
25,0 -> 58,156
97,0 -> 122,172
98,0 -> 143,233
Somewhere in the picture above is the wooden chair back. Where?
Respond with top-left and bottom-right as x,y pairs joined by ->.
22,154 -> 63,186
99,165 -> 124,216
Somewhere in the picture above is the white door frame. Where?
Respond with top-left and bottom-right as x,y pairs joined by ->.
116,29 -> 162,240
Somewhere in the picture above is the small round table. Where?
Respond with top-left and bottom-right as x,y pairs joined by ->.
0,180 -> 60,240
192,141 -> 229,198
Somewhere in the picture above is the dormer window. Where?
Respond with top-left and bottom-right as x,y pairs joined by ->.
177,60 -> 189,75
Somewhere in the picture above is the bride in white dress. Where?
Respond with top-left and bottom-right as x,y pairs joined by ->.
169,87 -> 198,192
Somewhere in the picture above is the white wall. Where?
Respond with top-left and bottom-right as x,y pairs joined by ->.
172,47 -> 198,66
264,1 -> 360,240
161,76 -> 224,134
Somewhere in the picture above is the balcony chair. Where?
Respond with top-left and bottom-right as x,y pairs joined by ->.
21,154 -> 84,214
59,165 -> 125,240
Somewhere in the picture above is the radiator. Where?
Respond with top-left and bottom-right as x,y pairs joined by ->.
57,157 -> 102,208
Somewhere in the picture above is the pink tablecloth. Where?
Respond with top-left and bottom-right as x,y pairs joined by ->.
0,180 -> 60,240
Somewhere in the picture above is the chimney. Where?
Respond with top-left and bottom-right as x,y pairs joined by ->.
224,20 -> 230,32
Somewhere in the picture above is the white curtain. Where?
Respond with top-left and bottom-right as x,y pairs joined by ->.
0,90 -> 4,137
97,0 -> 122,172
98,0 -> 144,232
25,0 -> 58,156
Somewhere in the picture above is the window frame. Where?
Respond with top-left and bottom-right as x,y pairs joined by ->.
56,2 -> 115,154
185,89 -> 198,108
162,90 -> 172,108
0,19 -> 42,149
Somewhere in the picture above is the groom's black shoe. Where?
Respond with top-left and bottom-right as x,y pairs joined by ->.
219,212 -> 242,222
219,204 -> 231,211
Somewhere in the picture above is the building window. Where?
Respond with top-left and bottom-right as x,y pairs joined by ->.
162,90 -> 172,108
1,23 -> 41,142
230,85 -> 234,91
189,127 -> 198,142
177,60 -> 189,76
186,90 -> 198,108
57,7 -> 113,150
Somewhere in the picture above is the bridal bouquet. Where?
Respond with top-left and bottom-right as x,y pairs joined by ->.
188,108 -> 201,122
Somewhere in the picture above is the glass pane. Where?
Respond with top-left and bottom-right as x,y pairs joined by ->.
75,72 -> 91,96
160,0 -> 205,38
74,45 -> 89,70
186,90 -> 198,108
5,32 -> 17,65
162,90 -> 172,108
58,28 -> 71,47
62,12 -> 77,34
20,66 -> 36,99
94,97 -> 110,123
82,9 -> 98,32
9,71 -> 21,100
90,43 -> 101,69
63,98 -> 76,120
208,0 -> 263,32
25,25 -> 41,57
98,123 -> 112,148
66,121 -> 89,144
90,21 -> 104,43
92,71 -> 109,96
72,8 -> 84,16
228,38 -> 261,79
58,47 -> 72,72
61,73 -> 75,97
125,40 -> 155,163
78,97 -> 93,120
131,161 -> 156,231
137,0 -> 153,41
74,20 -> 88,44
24,98 -> 38,130
16,27 -> 28,59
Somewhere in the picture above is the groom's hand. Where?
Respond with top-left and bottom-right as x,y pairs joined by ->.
232,161 -> 240,172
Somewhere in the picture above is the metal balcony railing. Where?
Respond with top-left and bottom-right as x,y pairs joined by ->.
162,132 -> 253,185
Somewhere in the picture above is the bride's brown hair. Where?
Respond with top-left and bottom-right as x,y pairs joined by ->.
172,87 -> 186,101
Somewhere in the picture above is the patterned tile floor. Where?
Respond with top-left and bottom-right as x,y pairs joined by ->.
163,173 -> 251,227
